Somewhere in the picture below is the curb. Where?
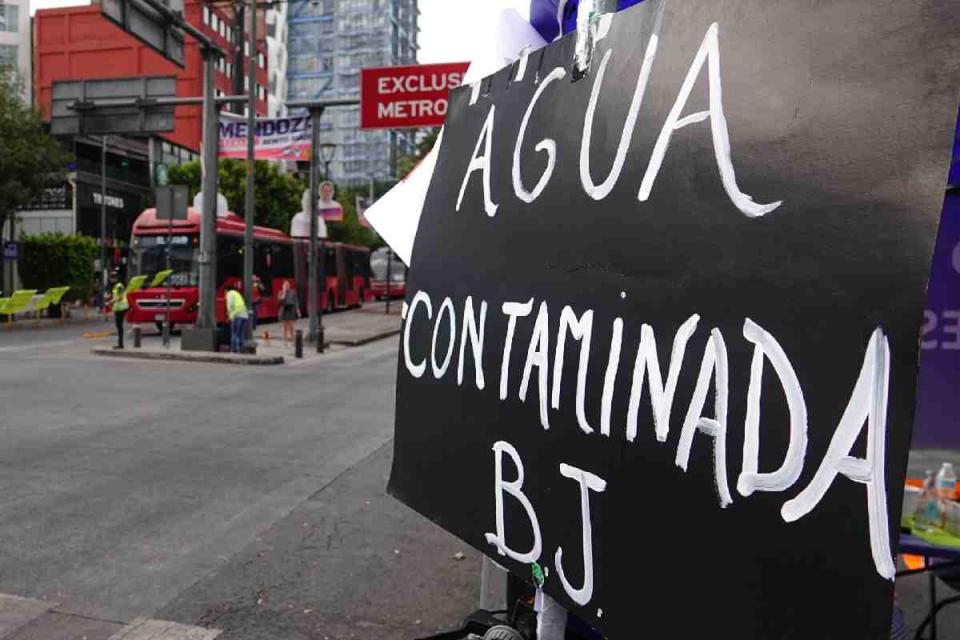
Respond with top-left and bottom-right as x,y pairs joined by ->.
91,348 -> 284,366
328,328 -> 401,347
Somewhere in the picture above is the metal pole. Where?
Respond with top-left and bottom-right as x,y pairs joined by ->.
243,0 -> 256,344
385,246 -> 392,315
100,136 -> 108,315
197,48 -> 220,331
307,106 -> 324,345
164,203 -> 172,348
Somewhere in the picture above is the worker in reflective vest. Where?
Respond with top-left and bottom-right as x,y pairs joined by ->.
108,275 -> 129,349
225,283 -> 248,353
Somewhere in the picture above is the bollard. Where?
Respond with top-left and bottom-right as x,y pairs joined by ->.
295,329 -> 304,359
133,326 -> 142,349
317,325 -> 325,353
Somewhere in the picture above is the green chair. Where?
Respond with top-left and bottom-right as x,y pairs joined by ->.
125,275 -> 148,295
0,290 -> 39,326
50,287 -> 70,323
151,270 -> 174,288
32,289 -> 59,322
49,286 -> 70,306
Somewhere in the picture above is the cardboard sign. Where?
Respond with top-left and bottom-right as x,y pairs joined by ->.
360,63 -> 470,130
388,1 -> 960,637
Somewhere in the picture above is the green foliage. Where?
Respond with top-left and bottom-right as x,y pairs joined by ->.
326,184 -> 382,248
165,159 -> 305,232
396,128 -> 439,180
166,158 -> 389,248
19,233 -> 99,303
0,64 -> 70,228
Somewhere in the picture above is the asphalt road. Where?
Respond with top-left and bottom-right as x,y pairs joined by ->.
0,332 -> 479,638
0,322 -> 956,638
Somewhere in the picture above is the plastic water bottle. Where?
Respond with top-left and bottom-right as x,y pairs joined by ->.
937,462 -> 957,500
914,470 -> 944,531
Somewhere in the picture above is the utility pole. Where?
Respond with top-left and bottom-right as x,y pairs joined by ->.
307,105 -> 323,349
243,0 -> 257,345
287,98 -> 358,350
197,47 -> 220,333
100,135 -> 109,315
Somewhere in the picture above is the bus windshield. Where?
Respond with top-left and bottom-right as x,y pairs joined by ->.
130,235 -> 199,287
370,249 -> 405,282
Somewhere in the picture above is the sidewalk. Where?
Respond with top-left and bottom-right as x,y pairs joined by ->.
94,302 -> 402,365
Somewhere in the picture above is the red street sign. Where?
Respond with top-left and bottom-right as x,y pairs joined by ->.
361,62 -> 470,130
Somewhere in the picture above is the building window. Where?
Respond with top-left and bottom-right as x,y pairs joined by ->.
202,5 -> 210,26
0,4 -> 18,33
258,52 -> 266,69
0,44 -> 16,65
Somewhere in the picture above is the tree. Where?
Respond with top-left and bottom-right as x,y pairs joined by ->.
396,128 -> 439,180
327,184 -> 381,248
0,64 -> 70,290
19,233 -> 98,303
166,159 -> 304,232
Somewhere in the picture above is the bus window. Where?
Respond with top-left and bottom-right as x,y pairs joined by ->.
275,243 -> 294,280
255,242 -> 275,294
323,246 -> 337,278
216,235 -> 244,286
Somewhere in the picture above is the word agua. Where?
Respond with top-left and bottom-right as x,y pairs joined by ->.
402,291 -> 896,608
457,19 -> 782,219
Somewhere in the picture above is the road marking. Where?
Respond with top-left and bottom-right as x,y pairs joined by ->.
108,617 -> 221,640
0,593 -> 53,637
0,340 -> 80,354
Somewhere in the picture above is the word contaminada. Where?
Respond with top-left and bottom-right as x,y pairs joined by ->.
401,291 -> 896,608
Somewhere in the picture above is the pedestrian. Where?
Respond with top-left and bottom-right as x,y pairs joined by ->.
225,283 -> 248,353
250,275 -> 264,330
107,273 -> 129,349
277,280 -> 300,344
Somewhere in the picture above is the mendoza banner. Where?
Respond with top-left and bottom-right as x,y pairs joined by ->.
388,0 -> 960,638
218,113 -> 312,161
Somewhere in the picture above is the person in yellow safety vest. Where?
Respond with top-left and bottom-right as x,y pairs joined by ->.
225,283 -> 248,353
107,274 -> 129,349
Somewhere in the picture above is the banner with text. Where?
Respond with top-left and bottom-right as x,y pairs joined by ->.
218,113 -> 312,161
387,1 -> 960,637
361,62 -> 470,130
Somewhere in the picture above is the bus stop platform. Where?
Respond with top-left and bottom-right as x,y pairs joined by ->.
90,302 -> 402,366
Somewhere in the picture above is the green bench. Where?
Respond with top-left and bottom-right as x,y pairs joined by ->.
0,290 -> 39,326
32,286 -> 71,323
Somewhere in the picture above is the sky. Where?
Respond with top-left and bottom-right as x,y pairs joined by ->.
30,0 -> 533,63
418,0 -> 530,63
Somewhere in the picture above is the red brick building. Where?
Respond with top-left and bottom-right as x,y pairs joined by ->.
34,1 -> 269,153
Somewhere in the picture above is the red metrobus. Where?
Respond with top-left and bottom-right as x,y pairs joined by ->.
369,246 -> 406,300
127,206 -> 372,328
126,206 -> 295,328
292,240 -> 371,313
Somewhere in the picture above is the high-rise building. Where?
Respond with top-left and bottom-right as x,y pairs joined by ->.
265,2 -> 289,117
286,0 -> 418,186
0,0 -> 30,101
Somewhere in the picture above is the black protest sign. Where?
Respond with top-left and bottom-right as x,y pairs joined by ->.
388,1 -> 960,637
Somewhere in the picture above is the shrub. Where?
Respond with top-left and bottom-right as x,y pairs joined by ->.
19,233 -> 98,303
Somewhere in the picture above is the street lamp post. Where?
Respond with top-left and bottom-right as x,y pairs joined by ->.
243,0 -> 257,349
285,98 -> 357,351
312,141 -> 337,352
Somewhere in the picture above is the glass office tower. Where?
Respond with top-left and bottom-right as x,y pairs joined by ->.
286,0 -> 419,185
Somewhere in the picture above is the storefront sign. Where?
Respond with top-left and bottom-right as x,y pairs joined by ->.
3,242 -> 18,262
387,1 -> 960,637
361,62 -> 470,130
